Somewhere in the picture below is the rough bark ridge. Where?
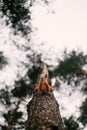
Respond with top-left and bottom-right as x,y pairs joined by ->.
26,64 -> 65,130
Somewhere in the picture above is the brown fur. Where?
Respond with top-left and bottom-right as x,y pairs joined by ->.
34,74 -> 53,94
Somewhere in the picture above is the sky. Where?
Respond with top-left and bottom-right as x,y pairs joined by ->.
32,0 -> 87,53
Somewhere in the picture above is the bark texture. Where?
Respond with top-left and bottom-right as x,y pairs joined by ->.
26,92 -> 65,130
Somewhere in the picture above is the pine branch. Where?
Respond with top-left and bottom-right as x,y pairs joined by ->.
7,100 -> 22,130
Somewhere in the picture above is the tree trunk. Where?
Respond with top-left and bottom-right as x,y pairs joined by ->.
26,64 -> 65,130
26,93 -> 65,130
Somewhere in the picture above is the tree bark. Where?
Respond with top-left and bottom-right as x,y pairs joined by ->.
26,93 -> 65,130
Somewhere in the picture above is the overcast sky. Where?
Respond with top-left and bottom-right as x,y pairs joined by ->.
32,0 -> 87,53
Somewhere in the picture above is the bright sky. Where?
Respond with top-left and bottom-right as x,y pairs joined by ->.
32,0 -> 87,53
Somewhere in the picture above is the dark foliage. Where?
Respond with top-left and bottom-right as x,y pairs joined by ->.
0,53 -> 43,130
11,78 -> 31,98
3,111 -> 22,124
78,98 -> 87,126
1,0 -> 31,36
81,81 -> 87,94
64,116 -> 80,130
0,88 -> 11,106
0,0 -> 50,36
26,53 -> 42,85
53,50 -> 87,86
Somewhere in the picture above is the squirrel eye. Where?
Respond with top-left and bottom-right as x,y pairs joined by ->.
45,74 -> 47,78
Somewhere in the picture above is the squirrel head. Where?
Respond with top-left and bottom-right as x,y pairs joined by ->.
40,73 -> 47,82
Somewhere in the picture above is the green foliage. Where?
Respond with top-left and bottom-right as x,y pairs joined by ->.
64,116 -> 80,130
3,111 -> 22,123
0,88 -> 11,105
78,98 -> 87,126
0,0 -> 50,36
0,51 -> 8,70
81,81 -> 87,94
56,50 -> 87,76
11,78 -> 31,98
0,53 -> 43,130
26,53 -> 42,84
1,0 -> 31,36
0,87 -> 23,129
3,109 -> 24,130
54,50 -> 87,86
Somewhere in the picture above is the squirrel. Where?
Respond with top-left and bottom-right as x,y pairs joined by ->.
34,73 -> 53,94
